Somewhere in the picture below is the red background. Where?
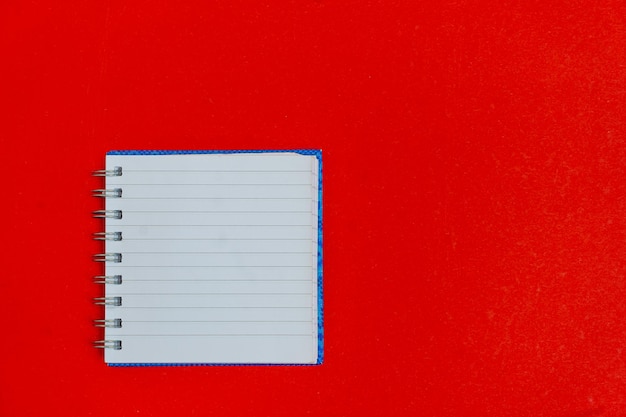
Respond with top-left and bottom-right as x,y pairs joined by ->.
2,1 -> 626,416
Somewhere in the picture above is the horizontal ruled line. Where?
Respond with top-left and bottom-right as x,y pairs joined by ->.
121,252 -> 310,254
111,225 -> 313,227
121,238 -> 311,241
107,265 -> 311,268
122,170 -> 311,173
118,211 -> 311,213
120,197 -> 312,200
111,293 -> 311,296
114,183 -> 312,186
124,320 -> 311,323
114,279 -> 311,282
112,226 -> 316,228
116,334 -> 312,336
107,265 -> 313,268
115,307 -> 310,309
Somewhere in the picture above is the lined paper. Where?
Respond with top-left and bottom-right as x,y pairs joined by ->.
102,152 -> 320,364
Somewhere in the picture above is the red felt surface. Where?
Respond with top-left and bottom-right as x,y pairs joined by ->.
2,1 -> 626,416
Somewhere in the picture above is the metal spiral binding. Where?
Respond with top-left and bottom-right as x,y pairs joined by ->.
93,232 -> 122,241
94,166 -> 124,351
93,210 -> 122,219
94,253 -> 122,263
94,296 -> 122,306
92,188 -> 122,198
94,319 -> 122,328
94,340 -> 122,350
94,275 -> 123,284
93,167 -> 122,177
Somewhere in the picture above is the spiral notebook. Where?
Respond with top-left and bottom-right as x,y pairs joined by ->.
93,150 -> 323,366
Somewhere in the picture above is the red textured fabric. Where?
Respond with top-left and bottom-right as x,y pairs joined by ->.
1,1 -> 626,416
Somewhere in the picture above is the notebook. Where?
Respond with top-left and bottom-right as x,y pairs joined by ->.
93,150 -> 323,366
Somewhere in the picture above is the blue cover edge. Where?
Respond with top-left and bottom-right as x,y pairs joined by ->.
105,149 -> 324,366
107,149 -> 320,156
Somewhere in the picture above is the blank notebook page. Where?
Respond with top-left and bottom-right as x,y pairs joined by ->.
101,151 -> 322,365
